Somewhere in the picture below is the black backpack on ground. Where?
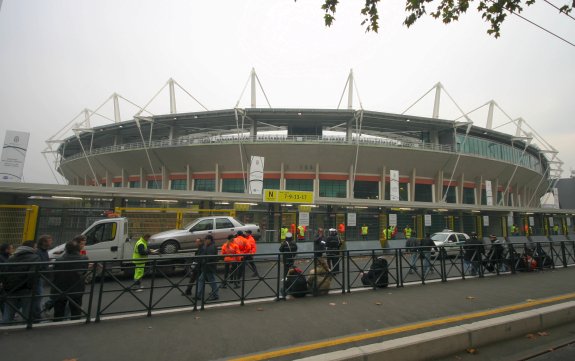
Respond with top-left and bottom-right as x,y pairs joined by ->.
361,257 -> 389,288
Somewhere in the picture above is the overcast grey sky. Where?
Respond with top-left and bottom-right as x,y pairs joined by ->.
0,0 -> 574,183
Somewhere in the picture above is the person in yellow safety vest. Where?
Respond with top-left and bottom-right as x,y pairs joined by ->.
132,234 -> 156,291
280,226 -> 288,241
361,225 -> 368,240
553,224 -> 559,235
404,225 -> 413,239
297,225 -> 306,240
511,224 -> 519,236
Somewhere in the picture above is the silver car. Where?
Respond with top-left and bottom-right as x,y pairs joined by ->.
149,216 -> 260,254
430,231 -> 470,256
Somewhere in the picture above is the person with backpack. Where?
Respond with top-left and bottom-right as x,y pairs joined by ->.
464,232 -> 485,276
486,234 -> 507,272
279,232 -> 297,279
51,239 -> 89,321
361,255 -> 389,288
284,267 -> 308,298
325,228 -> 342,272
182,238 -> 203,296
313,228 -> 326,259
221,234 -> 240,289
1,240 -> 41,324
419,233 -> 437,276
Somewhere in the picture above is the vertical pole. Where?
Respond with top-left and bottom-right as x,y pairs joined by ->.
486,100 -> 495,129
432,83 -> 441,119
169,78 -> 177,114
251,68 -> 257,108
113,93 -> 121,123
83,108 -> 91,128
515,118 -> 524,137
347,69 -> 354,110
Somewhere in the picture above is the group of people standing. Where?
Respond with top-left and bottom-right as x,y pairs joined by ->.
0,235 -> 90,324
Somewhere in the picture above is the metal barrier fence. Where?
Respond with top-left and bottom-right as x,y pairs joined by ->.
1,240 -> 574,329
0,205 -> 38,245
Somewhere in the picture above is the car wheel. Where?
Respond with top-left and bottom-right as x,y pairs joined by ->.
161,240 -> 180,254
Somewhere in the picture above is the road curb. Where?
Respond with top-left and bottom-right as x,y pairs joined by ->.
295,301 -> 575,361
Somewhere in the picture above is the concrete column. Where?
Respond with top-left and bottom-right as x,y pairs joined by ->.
459,173 -> 465,204
494,179 -> 500,206
139,168 -> 144,189
349,164 -> 354,200
380,166 -> 386,201
250,118 -> 257,140
186,164 -> 191,191
280,162 -> 285,190
410,168 -> 416,202
315,163 -> 320,200
215,163 -> 220,192
476,177 -> 482,206
435,170 -> 444,203
162,166 -> 168,190
106,171 -> 112,188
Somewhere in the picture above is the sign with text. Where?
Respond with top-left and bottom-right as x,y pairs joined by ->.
299,212 -> 309,227
485,180 -> 493,206
388,213 -> 397,227
347,213 -> 356,227
424,214 -> 432,227
263,189 -> 314,204
483,215 -> 490,227
249,156 -> 264,195
0,130 -> 29,182
390,170 -> 399,201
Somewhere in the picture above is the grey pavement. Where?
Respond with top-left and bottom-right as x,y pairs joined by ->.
2,267 -> 575,361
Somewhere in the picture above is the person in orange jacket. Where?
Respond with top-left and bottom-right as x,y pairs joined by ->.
245,230 -> 260,277
234,231 -> 249,283
221,234 -> 240,288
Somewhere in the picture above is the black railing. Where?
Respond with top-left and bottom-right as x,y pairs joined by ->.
1,240 -> 574,329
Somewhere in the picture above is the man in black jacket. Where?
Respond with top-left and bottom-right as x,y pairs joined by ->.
279,232 -> 298,279
464,232 -> 485,276
196,235 -> 219,302
51,239 -> 89,321
1,240 -> 41,324
325,228 -> 342,272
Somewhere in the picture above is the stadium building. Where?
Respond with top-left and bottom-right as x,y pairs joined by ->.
2,71 -> 572,244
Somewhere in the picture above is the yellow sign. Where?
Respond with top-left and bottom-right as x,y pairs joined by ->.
263,189 -> 314,204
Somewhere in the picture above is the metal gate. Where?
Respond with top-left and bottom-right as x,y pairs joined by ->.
0,205 -> 38,245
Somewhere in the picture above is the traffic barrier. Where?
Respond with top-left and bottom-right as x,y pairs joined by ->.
1,239 -> 574,329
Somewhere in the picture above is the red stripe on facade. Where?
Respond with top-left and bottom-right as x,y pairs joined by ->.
192,173 -> 215,180
147,175 -> 162,181
128,176 -> 140,182
284,173 -> 315,180
319,174 -> 348,181
220,173 -> 247,179
355,175 -> 380,182
264,173 -> 281,179
415,178 -> 434,185
463,182 -> 476,189
443,180 -> 458,187
169,174 -> 187,180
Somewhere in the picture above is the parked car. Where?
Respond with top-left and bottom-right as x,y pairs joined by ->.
430,230 -> 470,256
148,216 -> 260,254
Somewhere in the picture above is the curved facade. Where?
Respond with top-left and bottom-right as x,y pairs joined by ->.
56,108 -> 548,210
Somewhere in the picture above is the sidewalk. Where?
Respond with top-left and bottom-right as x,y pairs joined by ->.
2,267 -> 575,361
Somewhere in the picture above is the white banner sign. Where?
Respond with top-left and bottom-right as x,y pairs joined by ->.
248,156 -> 264,195
508,212 -> 514,228
347,213 -> 356,227
424,214 -> 432,227
529,216 -> 535,226
299,212 -> 309,227
388,214 -> 397,227
0,130 -> 30,182
548,217 -> 554,227
390,170 -> 399,201
483,215 -> 490,227
567,218 -> 572,226
485,180 -> 493,206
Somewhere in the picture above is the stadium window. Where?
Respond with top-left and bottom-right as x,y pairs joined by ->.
222,179 -> 245,193
170,179 -> 187,190
129,181 -> 140,189
319,180 -> 346,198
353,180 -> 378,199
414,184 -> 433,202
147,180 -> 162,189
285,179 -> 313,192
263,179 -> 280,190
481,189 -> 487,205
113,182 -> 122,188
462,188 -> 475,205
443,186 -> 457,203
194,179 -> 215,192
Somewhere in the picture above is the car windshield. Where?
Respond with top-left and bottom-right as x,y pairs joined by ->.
431,233 -> 449,241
